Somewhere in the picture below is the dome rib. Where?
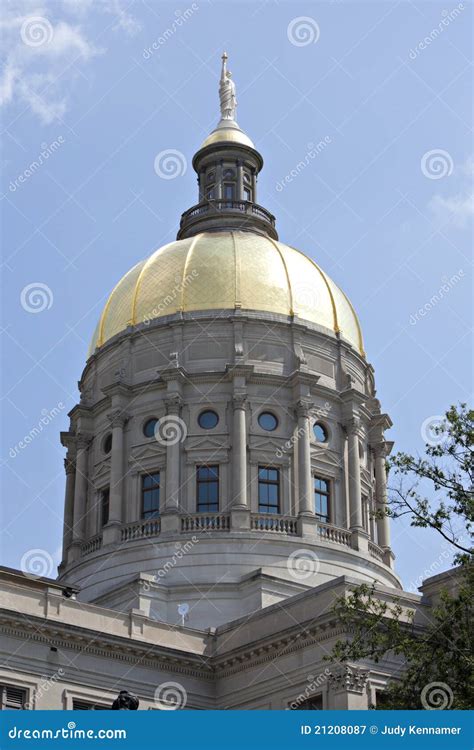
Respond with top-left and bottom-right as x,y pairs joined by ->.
267,237 -> 294,316
130,242 -> 172,325
181,234 -> 202,311
287,243 -> 340,336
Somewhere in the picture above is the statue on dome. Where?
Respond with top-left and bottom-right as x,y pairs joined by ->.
219,51 -> 237,120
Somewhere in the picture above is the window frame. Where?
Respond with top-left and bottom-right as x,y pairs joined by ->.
143,417 -> 158,439
198,409 -> 219,430
313,421 -> 329,443
141,471 -> 161,520
258,411 -> 278,432
196,465 -> 219,513
258,466 -> 280,514
100,487 -> 110,527
0,684 -> 27,710
313,475 -> 330,522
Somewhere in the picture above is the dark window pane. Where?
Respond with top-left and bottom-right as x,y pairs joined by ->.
101,488 -> 109,527
243,188 -> 251,201
198,410 -> 219,429
103,433 -> 112,454
142,473 -> 160,519
258,412 -> 278,431
143,418 -> 158,438
224,184 -> 234,200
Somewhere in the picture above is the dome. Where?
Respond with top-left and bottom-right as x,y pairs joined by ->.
199,124 -> 255,150
89,231 -> 364,357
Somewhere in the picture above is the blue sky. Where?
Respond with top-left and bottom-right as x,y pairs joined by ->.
1,0 -> 472,591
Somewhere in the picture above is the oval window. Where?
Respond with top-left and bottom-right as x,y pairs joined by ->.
198,410 -> 219,429
258,412 -> 278,431
313,422 -> 328,442
103,433 -> 112,454
143,418 -> 158,438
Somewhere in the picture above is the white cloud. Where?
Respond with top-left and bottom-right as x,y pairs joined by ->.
0,1 -> 140,125
429,156 -> 474,230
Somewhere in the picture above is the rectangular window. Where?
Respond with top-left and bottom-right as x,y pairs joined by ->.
206,187 -> 215,200
314,476 -> 330,522
72,699 -> 110,710
100,488 -> 109,527
0,685 -> 27,710
258,467 -> 280,513
293,694 -> 323,710
223,183 -> 234,200
142,472 -> 160,519
362,494 -> 368,532
196,465 -> 219,512
243,187 -> 251,202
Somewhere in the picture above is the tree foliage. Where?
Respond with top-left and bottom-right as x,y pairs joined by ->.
328,404 -> 473,709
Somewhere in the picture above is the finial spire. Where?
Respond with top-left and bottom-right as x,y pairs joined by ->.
219,51 -> 237,121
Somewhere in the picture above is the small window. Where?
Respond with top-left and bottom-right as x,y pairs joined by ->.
143,418 -> 158,438
313,422 -> 328,442
206,187 -> 215,200
258,467 -> 280,513
243,171 -> 251,183
206,171 -> 215,183
243,187 -> 251,202
223,168 -> 235,179
258,412 -> 278,431
198,410 -> 219,429
223,183 -> 234,200
142,472 -> 160,519
0,685 -> 27,710
196,465 -> 219,512
72,699 -> 110,710
314,476 -> 330,522
103,433 -> 112,454
100,488 -> 110,527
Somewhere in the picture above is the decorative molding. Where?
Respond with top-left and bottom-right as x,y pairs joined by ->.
328,665 -> 369,694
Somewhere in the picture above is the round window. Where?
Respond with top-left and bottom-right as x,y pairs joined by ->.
103,433 -> 112,454
313,422 -> 328,442
198,410 -> 219,429
143,418 -> 158,438
258,412 -> 278,431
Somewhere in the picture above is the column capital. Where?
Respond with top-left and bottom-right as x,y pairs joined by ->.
76,434 -> 92,451
328,665 -> 369,695
107,410 -> 129,429
371,441 -> 392,459
64,457 -> 76,475
232,393 -> 247,409
345,416 -> 362,436
295,399 -> 312,419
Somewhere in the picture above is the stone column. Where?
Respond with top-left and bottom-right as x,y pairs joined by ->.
103,410 -> 128,545
162,395 -> 183,533
216,161 -> 223,200
232,394 -> 247,509
346,418 -> 363,531
373,442 -> 393,567
328,666 -> 369,710
60,455 -> 75,566
198,170 -> 205,202
69,436 -> 90,562
297,402 -> 313,516
251,168 -> 257,200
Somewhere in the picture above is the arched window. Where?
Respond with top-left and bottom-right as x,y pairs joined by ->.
198,409 -> 219,429
143,418 -> 158,438
313,422 -> 328,443
258,412 -> 278,431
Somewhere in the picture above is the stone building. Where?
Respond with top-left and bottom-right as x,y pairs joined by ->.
0,57 -> 447,711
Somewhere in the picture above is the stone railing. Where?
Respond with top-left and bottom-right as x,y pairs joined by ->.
80,535 -> 102,557
180,514 -> 231,532
121,518 -> 161,542
317,522 -> 352,548
368,540 -> 385,562
251,514 -> 298,535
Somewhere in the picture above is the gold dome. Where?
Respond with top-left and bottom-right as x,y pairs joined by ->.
199,126 -> 255,150
89,232 -> 364,357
